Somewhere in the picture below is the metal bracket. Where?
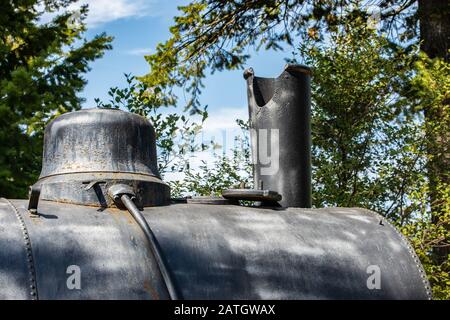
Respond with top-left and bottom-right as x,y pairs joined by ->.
107,184 -> 136,202
187,196 -> 238,205
222,189 -> 282,203
222,188 -> 282,207
83,180 -> 106,191
28,184 -> 42,215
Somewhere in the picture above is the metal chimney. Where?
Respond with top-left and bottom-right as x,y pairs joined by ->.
244,64 -> 312,208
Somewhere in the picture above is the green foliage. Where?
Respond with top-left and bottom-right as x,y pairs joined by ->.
410,53 -> 449,194
400,53 -> 449,299
401,181 -> 450,299
302,19 -> 418,216
169,122 -> 253,197
139,0 -> 419,114
302,22 -> 449,298
0,0 -> 112,198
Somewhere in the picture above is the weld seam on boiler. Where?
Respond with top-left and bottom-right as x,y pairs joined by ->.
359,207 -> 433,299
2,198 -> 39,300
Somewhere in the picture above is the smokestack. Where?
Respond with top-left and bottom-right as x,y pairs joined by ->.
244,64 -> 312,208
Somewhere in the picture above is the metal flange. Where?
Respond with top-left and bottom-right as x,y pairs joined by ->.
222,189 -> 282,202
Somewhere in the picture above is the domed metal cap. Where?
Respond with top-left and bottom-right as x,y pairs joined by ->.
34,108 -> 170,207
40,108 -> 160,178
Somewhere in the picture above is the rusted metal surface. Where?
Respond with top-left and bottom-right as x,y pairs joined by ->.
34,109 -> 170,208
0,200 -> 170,300
0,200 -> 431,300
0,199 -> 37,299
143,204 -> 431,299
187,196 -> 237,205
244,64 -> 312,208
36,172 -> 170,208
40,108 -> 160,178
118,192 -> 179,300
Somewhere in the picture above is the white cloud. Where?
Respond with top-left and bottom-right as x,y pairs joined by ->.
39,0 -> 157,27
125,47 -> 153,56
71,0 -> 155,27
199,107 -> 248,153
202,107 -> 248,132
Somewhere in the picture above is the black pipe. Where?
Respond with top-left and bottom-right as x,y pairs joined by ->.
245,64 -> 312,208
121,194 -> 179,300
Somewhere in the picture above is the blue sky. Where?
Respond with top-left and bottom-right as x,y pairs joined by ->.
76,0 -> 289,119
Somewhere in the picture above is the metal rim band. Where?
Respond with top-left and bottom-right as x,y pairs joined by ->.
1,198 -> 39,300
38,170 -> 160,181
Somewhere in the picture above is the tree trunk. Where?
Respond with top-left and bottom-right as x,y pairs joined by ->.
418,0 -> 450,60
418,0 -> 450,263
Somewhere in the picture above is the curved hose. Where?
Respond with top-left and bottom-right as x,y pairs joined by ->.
120,194 -> 179,300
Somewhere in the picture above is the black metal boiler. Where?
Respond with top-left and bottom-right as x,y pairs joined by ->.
0,65 -> 431,300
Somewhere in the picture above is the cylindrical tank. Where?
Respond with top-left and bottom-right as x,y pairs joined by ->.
0,108 -> 431,300
0,199 -> 431,299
